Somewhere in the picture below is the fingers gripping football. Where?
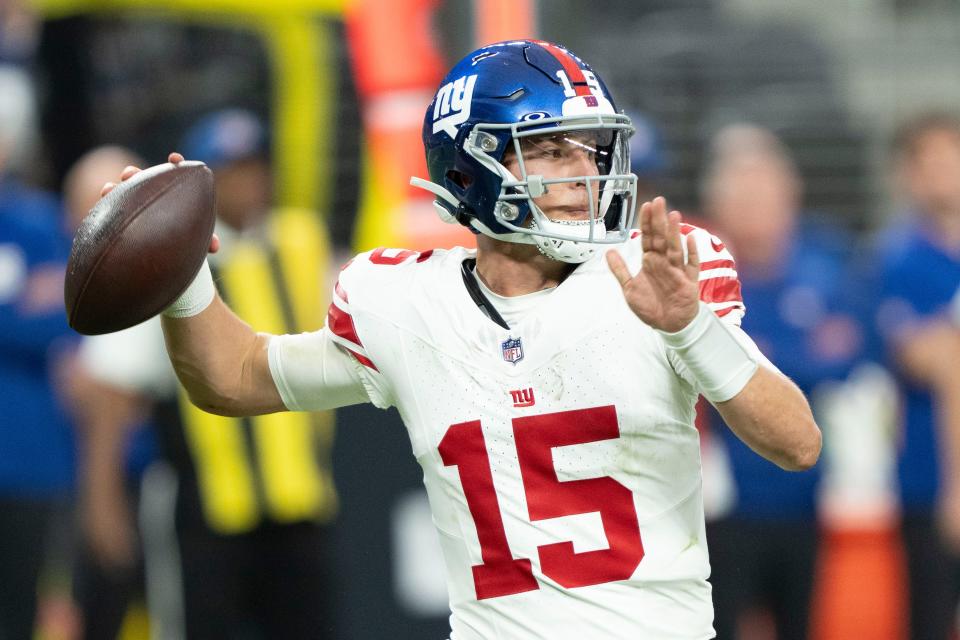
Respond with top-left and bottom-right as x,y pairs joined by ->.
99,153 -> 218,253
606,197 -> 701,333
100,152 -> 185,197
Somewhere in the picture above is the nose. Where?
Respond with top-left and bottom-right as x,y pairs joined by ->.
567,149 -> 599,182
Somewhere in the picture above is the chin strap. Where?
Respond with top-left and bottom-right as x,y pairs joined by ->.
460,258 -> 510,330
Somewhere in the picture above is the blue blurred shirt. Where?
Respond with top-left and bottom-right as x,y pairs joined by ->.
0,180 -> 75,498
874,216 -> 960,512
713,221 -> 864,519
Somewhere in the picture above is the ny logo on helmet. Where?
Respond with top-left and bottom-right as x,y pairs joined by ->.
433,74 -> 478,139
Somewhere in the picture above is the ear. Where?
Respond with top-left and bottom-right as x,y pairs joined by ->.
446,170 -> 473,188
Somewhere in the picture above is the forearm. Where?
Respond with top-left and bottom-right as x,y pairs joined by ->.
161,294 -> 283,416
715,366 -> 821,471
661,303 -> 821,471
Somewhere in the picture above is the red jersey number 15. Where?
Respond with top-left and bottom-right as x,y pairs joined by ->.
438,405 -> 644,600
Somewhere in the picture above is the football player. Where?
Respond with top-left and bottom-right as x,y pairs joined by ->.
104,40 -> 820,639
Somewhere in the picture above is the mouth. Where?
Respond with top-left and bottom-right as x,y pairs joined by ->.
548,205 -> 594,221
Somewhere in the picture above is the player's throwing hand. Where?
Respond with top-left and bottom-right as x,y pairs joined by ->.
99,152 -> 220,254
606,196 -> 701,333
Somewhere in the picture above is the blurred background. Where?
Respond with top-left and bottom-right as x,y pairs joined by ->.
3,0 -> 960,638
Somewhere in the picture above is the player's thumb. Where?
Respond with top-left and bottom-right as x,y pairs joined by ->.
606,250 -> 632,288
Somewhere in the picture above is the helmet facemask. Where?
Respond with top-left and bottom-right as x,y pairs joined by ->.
465,114 -> 637,263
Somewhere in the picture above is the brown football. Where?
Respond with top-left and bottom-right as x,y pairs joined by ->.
65,161 -> 215,335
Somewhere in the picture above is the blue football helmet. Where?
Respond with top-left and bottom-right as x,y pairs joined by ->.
411,40 -> 638,263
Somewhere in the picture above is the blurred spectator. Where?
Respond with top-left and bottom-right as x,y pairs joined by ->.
0,64 -> 76,638
73,109 -> 339,638
700,124 -> 864,640
873,111 -> 960,640
61,144 -> 156,639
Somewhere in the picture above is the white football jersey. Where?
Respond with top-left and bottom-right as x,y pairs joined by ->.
277,227 -> 745,639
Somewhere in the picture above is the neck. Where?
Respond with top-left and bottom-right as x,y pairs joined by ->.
474,237 -> 575,296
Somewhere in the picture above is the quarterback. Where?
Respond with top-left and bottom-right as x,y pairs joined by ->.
105,41 -> 820,639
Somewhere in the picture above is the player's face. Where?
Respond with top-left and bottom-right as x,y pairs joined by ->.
502,130 -> 606,222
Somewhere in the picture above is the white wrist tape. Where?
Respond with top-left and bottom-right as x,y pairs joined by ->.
659,302 -> 759,403
163,259 -> 216,318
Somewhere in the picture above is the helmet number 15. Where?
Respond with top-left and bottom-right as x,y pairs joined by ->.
555,69 -> 603,99
438,405 -> 644,600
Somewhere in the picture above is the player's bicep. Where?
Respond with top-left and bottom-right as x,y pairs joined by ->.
267,328 -> 371,412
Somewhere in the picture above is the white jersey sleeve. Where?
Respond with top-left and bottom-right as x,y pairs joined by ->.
272,248 -> 429,411
267,328 -> 372,411
267,249 -> 412,411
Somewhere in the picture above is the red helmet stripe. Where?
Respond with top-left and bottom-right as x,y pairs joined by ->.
532,40 -> 593,97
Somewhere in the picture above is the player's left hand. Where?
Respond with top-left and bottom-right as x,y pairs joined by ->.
607,197 -> 700,333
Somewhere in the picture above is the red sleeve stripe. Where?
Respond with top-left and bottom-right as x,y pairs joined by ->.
342,346 -> 378,371
699,276 -> 742,304
714,305 -> 743,318
327,302 -> 366,350
327,303 -> 379,371
327,303 -> 362,348
327,297 -> 380,371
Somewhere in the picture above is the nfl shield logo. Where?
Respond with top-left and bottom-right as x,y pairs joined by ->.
501,337 -> 524,365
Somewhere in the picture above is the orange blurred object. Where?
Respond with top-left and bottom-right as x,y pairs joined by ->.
345,0 -> 538,252
473,0 -> 537,46
811,525 -> 907,640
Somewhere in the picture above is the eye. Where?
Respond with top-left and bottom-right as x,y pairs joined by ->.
527,143 -> 561,159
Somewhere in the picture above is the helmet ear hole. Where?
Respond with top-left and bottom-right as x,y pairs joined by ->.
447,170 -> 473,189
603,196 -> 622,231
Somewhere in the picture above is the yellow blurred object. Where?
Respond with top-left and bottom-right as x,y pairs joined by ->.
33,0 -> 343,218
118,602 -> 150,640
32,0 -> 346,19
